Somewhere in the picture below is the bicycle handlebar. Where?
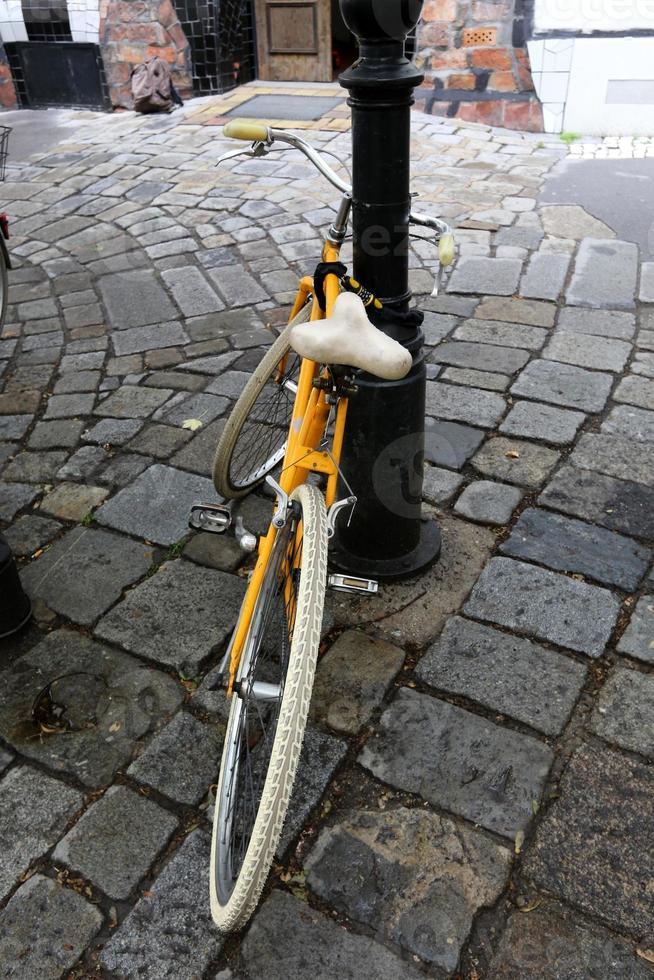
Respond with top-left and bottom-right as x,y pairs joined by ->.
220,121 -> 455,293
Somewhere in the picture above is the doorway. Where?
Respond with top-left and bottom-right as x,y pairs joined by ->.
254,0 -> 356,82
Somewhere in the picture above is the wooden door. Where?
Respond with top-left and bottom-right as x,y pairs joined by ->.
254,0 -> 332,82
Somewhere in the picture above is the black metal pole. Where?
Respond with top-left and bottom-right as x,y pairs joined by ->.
330,0 -> 441,579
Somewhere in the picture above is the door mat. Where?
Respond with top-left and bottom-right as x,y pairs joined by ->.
224,94 -> 344,121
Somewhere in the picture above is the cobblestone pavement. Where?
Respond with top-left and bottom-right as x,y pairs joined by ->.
1,92 -> 654,979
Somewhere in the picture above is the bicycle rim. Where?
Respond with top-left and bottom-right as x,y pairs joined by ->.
211,483 -> 327,930
213,305 -> 311,499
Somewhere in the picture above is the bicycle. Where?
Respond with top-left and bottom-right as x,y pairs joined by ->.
0,125 -> 12,328
190,120 -> 455,932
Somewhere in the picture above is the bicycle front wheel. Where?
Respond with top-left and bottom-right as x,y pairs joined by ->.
210,482 -> 328,932
212,303 -> 311,500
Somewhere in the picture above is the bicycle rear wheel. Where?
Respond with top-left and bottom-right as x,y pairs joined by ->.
213,303 -> 311,500
210,482 -> 327,932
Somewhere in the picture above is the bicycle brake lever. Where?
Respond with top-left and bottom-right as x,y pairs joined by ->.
216,141 -> 270,166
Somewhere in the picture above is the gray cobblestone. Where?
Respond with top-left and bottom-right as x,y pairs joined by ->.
100,831 -> 223,980
502,508 -> 651,591
500,399 -> 585,445
511,358 -> 613,413
95,558 -> 245,671
448,257 -> 522,295
601,404 -> 654,442
540,464 -> 654,539
591,667 -> 654,757
0,766 -> 83,901
0,874 -> 103,980
425,382 -> 506,427
465,556 -> 620,656
614,374 -> 654,411
161,266 -> 225,316
431,341 -> 529,375
53,784 -> 177,900
359,688 -> 553,838
520,251 -> 570,300
566,238 -> 638,310
543,332 -> 630,372
617,596 -> 654,663
128,711 -> 223,804
454,479 -> 523,524
472,436 -> 560,488
417,616 -> 585,735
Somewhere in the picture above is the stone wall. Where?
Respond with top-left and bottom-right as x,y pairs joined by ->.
415,0 -> 543,132
0,41 -> 17,109
99,0 -> 192,108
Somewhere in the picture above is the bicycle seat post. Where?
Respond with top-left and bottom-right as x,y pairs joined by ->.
330,0 -> 441,580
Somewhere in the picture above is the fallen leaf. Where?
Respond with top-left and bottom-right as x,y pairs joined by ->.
514,830 -> 525,854
517,898 -> 542,913
108,722 -> 121,733
636,948 -> 654,964
182,418 -> 203,431
505,450 -> 520,459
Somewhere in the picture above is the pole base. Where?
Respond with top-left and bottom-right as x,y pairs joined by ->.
329,517 -> 441,582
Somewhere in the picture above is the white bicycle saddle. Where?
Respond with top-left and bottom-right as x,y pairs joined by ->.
288,292 -> 412,381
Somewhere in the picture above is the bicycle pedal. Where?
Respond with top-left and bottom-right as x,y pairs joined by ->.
189,503 -> 232,534
328,573 -> 378,595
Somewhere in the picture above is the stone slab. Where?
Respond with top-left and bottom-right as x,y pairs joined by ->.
557,307 -> 636,340
40,482 -> 109,521
161,266 -> 225,317
425,382 -> 506,428
359,688 -> 553,838
511,359 -> 613,413
128,711 -> 223,805
602,404 -> 654,443
3,513 -> 61,557
3,450 -> 68,483
571,432 -> 654,487
524,744 -> 654,935
28,419 -> 85,449
465,557 -> 620,656
520,251 -> 570,301
94,384 -> 173,419
447,257 -> 522,295
543,332 -> 630,372
500,400 -> 585,445
0,482 -> 39,521
454,479 -> 523,524
502,508 -> 650,591
417,616 -> 586,735
111,320 -> 190,356
441,367 -> 510,392
539,464 -> 654,539
100,831 -> 223,980
617,595 -> 654,664
421,464 -> 464,504
310,630 -> 405,735
98,269 -> 176,329
171,418 -> 226,476
566,238 -> 638,309
82,417 -> 144,445
0,629 -> 182,786
277,726 -> 348,857
614,375 -> 654,411
305,807 -> 510,971
0,766 -> 83,901
487,903 -> 651,980
241,890 -> 423,980
431,341 -> 529,375
472,436 -> 560,488
0,874 -> 103,980
95,463 -> 216,545
95,559 -> 245,672
43,393 -> 96,419
0,415 -> 33,441
327,513 -> 495,648
21,526 -> 153,625
454,317 -> 548,350
591,666 -> 654,758
424,417 -> 485,470
474,296 -> 555,327
53,784 -> 177,901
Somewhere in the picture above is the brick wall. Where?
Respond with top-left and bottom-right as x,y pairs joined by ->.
99,0 -> 193,108
415,0 -> 543,132
0,42 -> 17,110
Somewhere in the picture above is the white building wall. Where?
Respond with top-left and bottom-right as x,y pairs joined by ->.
531,0 -> 654,134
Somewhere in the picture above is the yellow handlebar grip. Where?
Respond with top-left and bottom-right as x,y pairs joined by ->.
438,233 -> 456,268
223,120 -> 270,142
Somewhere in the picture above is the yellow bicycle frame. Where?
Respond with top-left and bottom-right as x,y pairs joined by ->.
226,241 -> 347,693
